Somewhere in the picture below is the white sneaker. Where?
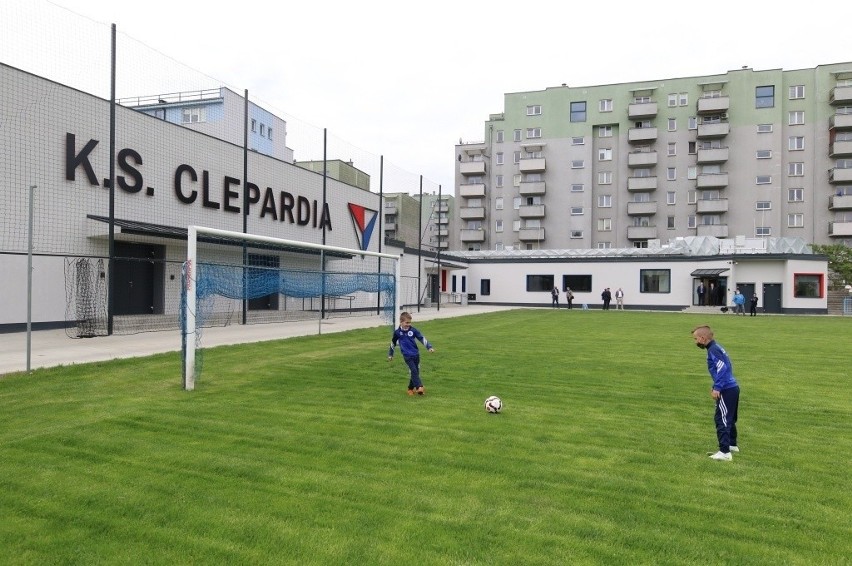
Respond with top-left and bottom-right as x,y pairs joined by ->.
709,451 -> 732,461
729,446 -> 740,453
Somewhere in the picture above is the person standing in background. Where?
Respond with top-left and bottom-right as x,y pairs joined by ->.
697,282 -> 706,306
615,287 -> 625,310
749,293 -> 759,316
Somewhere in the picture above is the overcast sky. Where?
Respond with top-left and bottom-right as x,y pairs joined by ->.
6,0 -> 848,192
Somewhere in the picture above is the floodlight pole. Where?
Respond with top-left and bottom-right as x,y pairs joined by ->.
26,185 -> 36,373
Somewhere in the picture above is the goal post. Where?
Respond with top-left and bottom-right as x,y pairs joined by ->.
182,225 -> 401,391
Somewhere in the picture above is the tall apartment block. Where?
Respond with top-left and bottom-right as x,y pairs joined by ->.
454,63 -> 852,251
383,192 -> 453,251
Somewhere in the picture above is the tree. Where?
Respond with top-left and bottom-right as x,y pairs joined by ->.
811,244 -> 852,290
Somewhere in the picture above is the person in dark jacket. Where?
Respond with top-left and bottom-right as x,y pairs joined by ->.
601,287 -> 612,310
749,293 -> 759,316
388,311 -> 435,396
692,325 -> 740,461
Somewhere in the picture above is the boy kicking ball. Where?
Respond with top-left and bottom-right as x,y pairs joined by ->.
388,312 -> 435,395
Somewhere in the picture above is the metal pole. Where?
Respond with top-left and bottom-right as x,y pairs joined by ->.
107,24 -> 116,335
437,184 -> 442,312
417,176 -> 422,313
377,155 -> 383,315
242,89 -> 249,326
319,128 -> 327,333
26,185 -> 35,373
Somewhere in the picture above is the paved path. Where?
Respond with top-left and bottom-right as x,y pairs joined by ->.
1,305 -> 515,375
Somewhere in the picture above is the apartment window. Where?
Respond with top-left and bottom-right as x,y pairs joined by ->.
513,220 -> 521,231
513,129 -> 522,142
598,126 -> 612,138
794,274 -> 823,298
756,85 -> 775,108
756,201 -> 771,211
688,141 -> 697,155
570,101 -> 587,122
526,128 -> 542,139
789,136 -> 805,151
496,174 -> 504,187
571,207 -> 584,216
679,93 -> 688,106
667,143 -> 676,156
686,166 -> 697,180
571,183 -> 584,192
687,190 -> 697,204
495,197 -> 504,210
788,162 -> 804,176
668,118 -> 677,131
688,215 -> 696,228
598,148 -> 612,161
495,152 -> 504,165
526,105 -> 542,116
597,218 -> 612,231
513,174 -> 521,187
640,269 -> 671,293
598,172 -> 613,184
571,160 -> 585,169
495,220 -> 503,232
756,150 -> 772,159
789,111 -> 805,125
667,216 -> 675,229
688,116 -> 698,130
788,213 -> 804,227
756,175 -> 772,185
789,85 -> 805,99
667,191 -> 676,205
757,124 -> 773,133
666,167 -> 676,181
598,195 -> 612,208
634,167 -> 652,178
788,188 -> 804,202
572,136 -> 585,145
250,118 -> 256,132
570,230 -> 583,238
597,242 -> 612,249
667,93 -> 678,107
259,123 -> 266,137
513,197 -> 521,209
513,151 -> 521,164
599,99 -> 613,112
756,227 -> 771,237
496,130 -> 504,143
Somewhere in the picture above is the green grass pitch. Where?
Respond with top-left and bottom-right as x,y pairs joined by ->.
1,310 -> 850,564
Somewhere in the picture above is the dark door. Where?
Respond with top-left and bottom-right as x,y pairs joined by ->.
248,254 -> 279,310
114,242 -> 163,315
764,283 -> 783,313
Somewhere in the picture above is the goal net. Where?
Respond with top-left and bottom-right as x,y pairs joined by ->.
181,226 -> 400,390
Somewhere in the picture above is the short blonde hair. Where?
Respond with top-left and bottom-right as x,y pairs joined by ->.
692,325 -> 713,339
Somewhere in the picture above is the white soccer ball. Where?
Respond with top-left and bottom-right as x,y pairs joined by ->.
484,395 -> 503,413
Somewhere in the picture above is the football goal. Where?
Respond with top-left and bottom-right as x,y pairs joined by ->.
182,226 -> 400,390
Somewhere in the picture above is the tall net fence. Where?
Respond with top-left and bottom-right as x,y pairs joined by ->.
1,2 -> 444,340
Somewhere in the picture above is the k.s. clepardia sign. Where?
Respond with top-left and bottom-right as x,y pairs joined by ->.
64,133 -> 333,230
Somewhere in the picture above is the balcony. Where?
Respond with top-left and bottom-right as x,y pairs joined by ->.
434,240 -> 449,249
519,228 -> 545,241
628,101 -> 658,120
696,224 -> 729,238
384,222 -> 396,231
830,140 -> 852,157
696,198 -> 729,214
459,161 -> 486,175
384,203 -> 397,214
519,157 -> 546,172
519,204 -> 545,218
697,147 -> 729,164
459,183 -> 486,197
627,201 -> 657,215
830,194 -> 852,210
628,127 -> 658,143
628,151 -> 658,167
697,96 -> 730,114
459,206 -> 485,220
519,181 -> 546,195
829,85 -> 852,105
697,122 -> 730,138
696,173 -> 729,188
436,216 -> 449,225
830,113 -> 852,130
627,176 -> 657,191
829,221 -> 852,236
627,225 -> 657,240
460,229 -> 485,242
829,168 -> 852,183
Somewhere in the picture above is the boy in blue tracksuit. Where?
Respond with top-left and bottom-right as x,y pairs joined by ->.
388,311 -> 435,395
692,325 -> 740,461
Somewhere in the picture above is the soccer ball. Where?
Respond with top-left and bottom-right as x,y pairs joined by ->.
484,395 -> 502,413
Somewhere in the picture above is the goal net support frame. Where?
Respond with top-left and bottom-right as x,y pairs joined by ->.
183,225 -> 401,391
